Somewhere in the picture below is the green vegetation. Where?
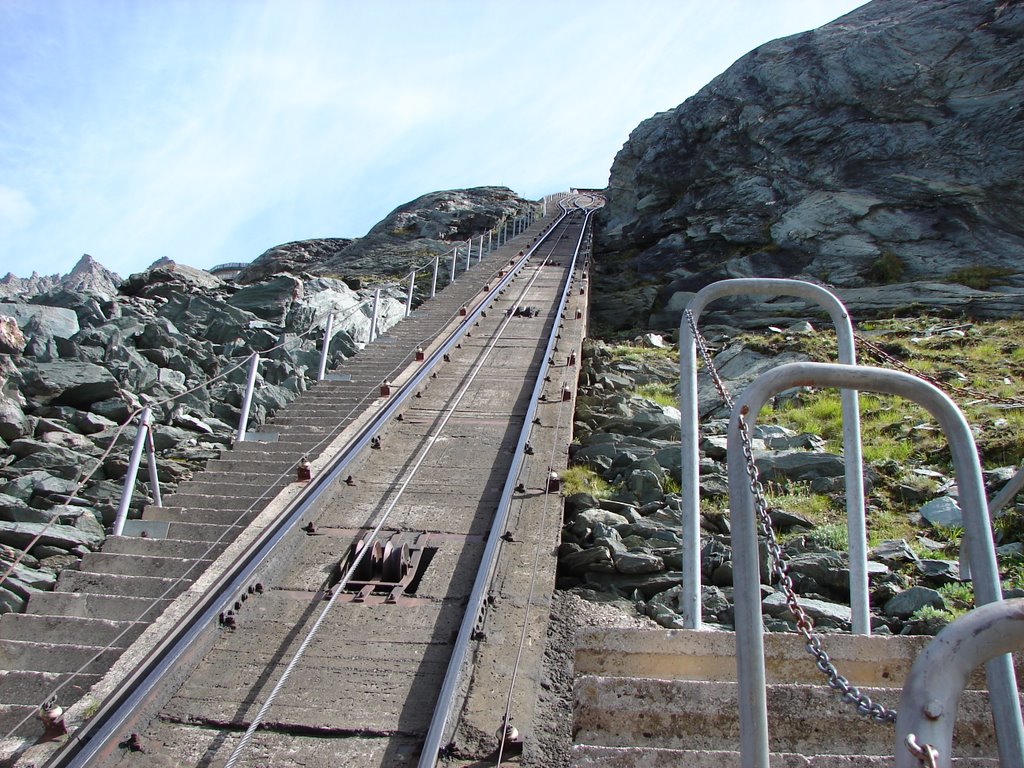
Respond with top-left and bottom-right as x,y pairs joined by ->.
633,382 -> 678,408
909,604 -> 955,624
946,266 -> 1016,290
726,317 -> 1024,552
560,465 -> 614,498
937,581 -> 974,616
867,250 -> 905,284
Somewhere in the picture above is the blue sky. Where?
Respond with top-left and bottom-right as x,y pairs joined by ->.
0,0 -> 868,279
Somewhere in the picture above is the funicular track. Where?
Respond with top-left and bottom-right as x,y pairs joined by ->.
32,198 -> 598,768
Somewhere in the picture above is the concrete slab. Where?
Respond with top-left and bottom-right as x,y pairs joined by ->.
24,592 -> 171,623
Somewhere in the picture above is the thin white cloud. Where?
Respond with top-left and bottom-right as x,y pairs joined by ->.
0,0 -> 869,278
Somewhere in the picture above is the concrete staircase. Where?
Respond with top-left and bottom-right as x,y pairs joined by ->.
571,626 -> 1020,766
0,222 -> 552,748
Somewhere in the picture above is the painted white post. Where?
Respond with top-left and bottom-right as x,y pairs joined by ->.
405,269 -> 415,316
145,425 -> 162,508
431,256 -> 439,297
465,239 -> 472,271
113,407 -> 152,536
450,248 -> 457,282
235,353 -> 261,443
487,230 -> 492,253
317,313 -> 335,381
477,235 -> 484,263
369,288 -> 381,342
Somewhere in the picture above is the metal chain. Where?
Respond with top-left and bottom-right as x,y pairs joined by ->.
906,733 -> 940,767
686,310 -> 898,725
856,332 -> 1024,406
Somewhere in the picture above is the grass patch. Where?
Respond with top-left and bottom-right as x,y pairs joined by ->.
561,465 -> 613,498
633,382 -> 678,408
946,266 -> 1016,290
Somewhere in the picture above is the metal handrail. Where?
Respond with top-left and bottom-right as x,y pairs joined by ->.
679,279 -> 869,633
726,362 -> 1023,768
895,598 -> 1024,768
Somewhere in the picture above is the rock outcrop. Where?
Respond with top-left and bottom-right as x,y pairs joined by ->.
237,187 -> 536,284
595,0 -> 1024,334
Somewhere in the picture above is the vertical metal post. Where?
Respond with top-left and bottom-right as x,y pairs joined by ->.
678,278 -> 868,634
405,269 -> 415,317
431,256 -> 439,298
543,198 -> 547,217
450,248 -> 457,283
317,313 -> 335,381
465,239 -> 471,271
235,353 -> 260,443
477,235 -> 484,263
487,230 -> 492,253
728,363 -> 1024,768
145,425 -> 162,508
113,407 -> 152,536
369,288 -> 381,342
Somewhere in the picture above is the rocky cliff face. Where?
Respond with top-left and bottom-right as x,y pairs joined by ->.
238,186 -> 535,284
596,0 -> 1024,334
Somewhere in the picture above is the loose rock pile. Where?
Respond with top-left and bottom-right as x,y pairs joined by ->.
0,255 -> 405,614
558,333 -> 1023,636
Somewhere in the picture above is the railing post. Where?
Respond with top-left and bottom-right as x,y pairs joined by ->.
895,599 -> 1024,768
727,363 -> 1023,768
406,270 -> 415,317
317,313 -> 335,381
235,352 -> 260,443
431,256 -> 439,298
465,239 -> 471,271
477,235 -> 484,263
369,288 -> 381,342
679,278 -> 868,634
113,407 -> 152,536
449,248 -> 457,283
487,230 -> 492,253
145,424 -> 162,508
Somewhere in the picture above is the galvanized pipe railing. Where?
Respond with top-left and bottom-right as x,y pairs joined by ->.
727,362 -> 1023,768
895,598 -> 1024,768
679,279 -> 869,633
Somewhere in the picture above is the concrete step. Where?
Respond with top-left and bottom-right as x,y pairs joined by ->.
54,570 -> 193,600
0,614 -> 146,647
173,477 -> 287,500
141,504 -> 261,527
0,669 -> 101,705
158,493 -> 267,513
0,639 -> 122,674
101,535 -> 227,560
575,627 -> 1024,689
156,520 -> 244,544
0,704 -> 42,738
573,676 -> 999,758
24,592 -> 172,623
78,551 -> 211,580
569,745 -> 997,767
204,457 -> 297,475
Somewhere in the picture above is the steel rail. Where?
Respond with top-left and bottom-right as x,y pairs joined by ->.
42,205 -> 573,768
416,198 -> 595,768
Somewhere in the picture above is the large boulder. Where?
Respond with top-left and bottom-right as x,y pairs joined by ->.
19,361 -> 120,407
595,0 -> 1024,333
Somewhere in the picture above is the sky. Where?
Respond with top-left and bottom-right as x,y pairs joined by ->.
0,0 -> 868,280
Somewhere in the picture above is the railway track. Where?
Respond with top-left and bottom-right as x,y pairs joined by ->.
27,197 -> 598,768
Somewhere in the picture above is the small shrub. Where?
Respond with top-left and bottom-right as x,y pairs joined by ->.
560,465 -> 613,498
947,266 -> 1015,290
804,522 -> 849,551
867,251 -> 905,284
937,581 -> 974,616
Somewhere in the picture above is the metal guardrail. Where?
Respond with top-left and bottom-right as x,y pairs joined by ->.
895,598 -> 1024,768
112,202 -> 551,517
726,362 -> 1024,768
678,279 -> 869,633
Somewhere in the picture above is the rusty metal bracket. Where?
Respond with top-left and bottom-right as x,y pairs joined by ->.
344,532 -> 429,603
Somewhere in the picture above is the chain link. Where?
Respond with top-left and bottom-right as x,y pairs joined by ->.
906,733 -> 940,767
686,310 -> 898,725
856,332 -> 1024,406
